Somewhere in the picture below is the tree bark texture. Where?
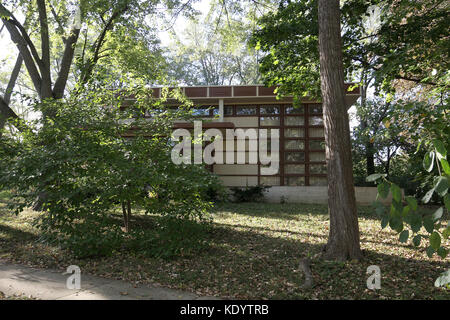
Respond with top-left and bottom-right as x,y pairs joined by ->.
318,0 -> 362,261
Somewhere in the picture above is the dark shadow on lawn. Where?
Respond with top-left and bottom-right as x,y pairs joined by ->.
213,221 -> 423,251
0,206 -> 447,299
194,220 -> 449,299
76,214 -> 448,299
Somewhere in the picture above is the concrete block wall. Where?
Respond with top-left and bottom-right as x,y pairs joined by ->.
258,186 -> 394,205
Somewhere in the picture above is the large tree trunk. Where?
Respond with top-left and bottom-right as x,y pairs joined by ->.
318,0 -> 362,261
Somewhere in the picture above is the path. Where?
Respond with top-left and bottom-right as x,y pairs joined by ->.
0,261 -> 220,300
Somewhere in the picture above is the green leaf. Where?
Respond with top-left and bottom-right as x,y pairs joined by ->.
410,215 -> 422,233
434,176 -> 448,197
437,247 -> 448,259
443,226 -> 450,240
423,217 -> 434,233
441,158 -> 450,175
390,199 -> 403,217
414,140 -> 422,155
426,246 -> 435,258
389,216 -> 403,233
405,196 -> 418,211
390,183 -> 402,202
432,139 -> 447,160
429,232 -> 441,250
366,173 -> 386,182
423,151 -> 435,172
381,215 -> 389,229
401,205 -> 410,218
422,188 -> 434,204
431,207 -> 443,222
377,182 -> 390,199
412,235 -> 421,246
399,230 -> 409,243
445,194 -> 450,210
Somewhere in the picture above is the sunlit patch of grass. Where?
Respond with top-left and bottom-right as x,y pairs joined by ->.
0,196 -> 448,299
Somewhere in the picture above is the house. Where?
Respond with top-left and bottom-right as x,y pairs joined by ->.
128,84 -> 384,204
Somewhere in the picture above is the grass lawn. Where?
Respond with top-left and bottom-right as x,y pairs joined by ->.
0,191 -> 448,299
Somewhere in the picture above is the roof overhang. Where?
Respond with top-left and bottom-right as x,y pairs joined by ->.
125,84 -> 360,109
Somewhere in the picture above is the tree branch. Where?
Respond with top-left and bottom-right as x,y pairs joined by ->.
4,54 -> 23,105
53,26 -> 81,98
36,0 -> 52,98
0,4 -> 44,72
79,5 -> 129,86
0,7 -> 42,96
49,2 -> 66,42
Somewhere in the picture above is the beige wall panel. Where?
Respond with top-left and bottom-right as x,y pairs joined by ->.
214,164 -> 258,175
219,176 -> 258,187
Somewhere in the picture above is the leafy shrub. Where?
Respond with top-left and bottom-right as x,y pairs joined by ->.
200,174 -> 228,203
0,85 -> 219,258
368,137 -> 449,260
230,185 -> 270,203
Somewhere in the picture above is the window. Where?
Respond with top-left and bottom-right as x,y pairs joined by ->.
285,164 -> 305,174
285,152 -> 305,162
285,116 -> 305,126
285,128 -> 305,138
254,103 -> 326,186
260,105 -> 280,114
285,140 -> 305,150
309,116 -> 324,126
192,107 -> 210,116
260,116 -> 280,126
309,104 -> 323,114
224,105 -> 233,116
285,176 -> 305,186
260,176 -> 280,186
309,127 -> 324,138
309,140 -> 325,150
310,152 -> 326,162
310,164 -> 327,174
236,106 -> 257,115
285,105 -> 305,114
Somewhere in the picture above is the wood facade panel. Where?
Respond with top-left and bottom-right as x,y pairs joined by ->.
233,86 -> 257,96
210,86 -> 232,97
258,86 -> 277,96
185,87 -> 207,97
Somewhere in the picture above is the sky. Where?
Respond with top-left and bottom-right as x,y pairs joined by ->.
157,0 -> 211,48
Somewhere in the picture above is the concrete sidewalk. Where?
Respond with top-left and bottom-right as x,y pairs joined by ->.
0,261 -> 219,300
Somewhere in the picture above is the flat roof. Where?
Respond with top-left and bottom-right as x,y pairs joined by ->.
122,84 -> 360,107
146,84 -> 359,99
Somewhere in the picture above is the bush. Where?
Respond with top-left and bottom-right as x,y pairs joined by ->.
230,185 -> 270,202
0,85 -> 219,258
